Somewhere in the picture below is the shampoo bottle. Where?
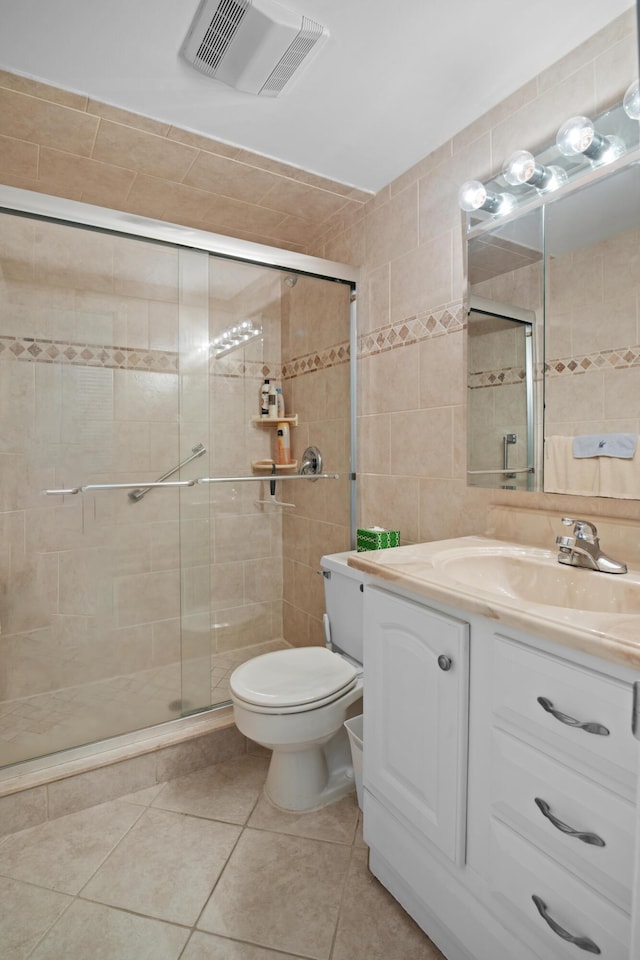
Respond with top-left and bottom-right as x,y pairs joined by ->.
276,386 -> 285,418
267,381 -> 278,419
276,422 -> 291,465
260,379 -> 270,418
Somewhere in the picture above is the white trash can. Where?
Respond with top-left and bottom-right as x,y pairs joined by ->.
344,714 -> 364,810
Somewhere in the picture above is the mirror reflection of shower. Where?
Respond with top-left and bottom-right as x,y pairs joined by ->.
466,296 -> 536,492
210,317 -> 263,357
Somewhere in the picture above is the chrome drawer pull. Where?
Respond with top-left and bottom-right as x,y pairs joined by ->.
532,896 -> 601,954
536,697 -> 610,736
534,798 -> 605,847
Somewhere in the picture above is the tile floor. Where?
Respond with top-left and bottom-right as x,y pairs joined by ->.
0,751 -> 446,960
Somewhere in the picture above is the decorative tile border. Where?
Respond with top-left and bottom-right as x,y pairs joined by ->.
0,332 -> 349,381
0,335 -> 178,373
212,342 -> 350,380
468,365 -> 527,389
282,341 -> 350,378
358,301 -> 465,359
544,345 -> 640,377
7,331 -> 636,385
469,343 -> 640,390
210,357 -> 283,380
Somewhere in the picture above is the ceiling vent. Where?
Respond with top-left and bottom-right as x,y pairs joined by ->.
180,0 -> 329,97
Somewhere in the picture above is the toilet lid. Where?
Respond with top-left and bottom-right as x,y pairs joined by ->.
230,647 -> 358,709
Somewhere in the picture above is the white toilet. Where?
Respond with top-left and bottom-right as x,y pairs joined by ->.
229,551 -> 364,811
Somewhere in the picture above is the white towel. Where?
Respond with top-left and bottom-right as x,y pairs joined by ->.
599,457 -> 640,499
572,433 -> 638,459
544,436 -> 599,495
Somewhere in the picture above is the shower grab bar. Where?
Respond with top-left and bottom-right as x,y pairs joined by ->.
128,442 -> 207,502
44,473 -> 340,496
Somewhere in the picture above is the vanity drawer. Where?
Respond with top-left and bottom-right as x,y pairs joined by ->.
489,818 -> 630,960
490,728 -> 635,909
490,634 -> 637,794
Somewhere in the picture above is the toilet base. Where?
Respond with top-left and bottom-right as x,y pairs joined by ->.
264,726 -> 355,812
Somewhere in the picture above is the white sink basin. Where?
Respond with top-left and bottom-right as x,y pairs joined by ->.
432,546 -> 640,614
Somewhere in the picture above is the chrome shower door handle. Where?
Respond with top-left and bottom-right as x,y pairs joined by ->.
536,697 -> 610,736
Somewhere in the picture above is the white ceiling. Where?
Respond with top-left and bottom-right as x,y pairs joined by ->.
0,0 -> 635,192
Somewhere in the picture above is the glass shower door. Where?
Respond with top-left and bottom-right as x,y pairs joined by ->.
0,212 -> 211,766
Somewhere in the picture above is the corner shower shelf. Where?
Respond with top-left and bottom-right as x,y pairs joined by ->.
251,415 -> 298,427
251,459 -> 299,473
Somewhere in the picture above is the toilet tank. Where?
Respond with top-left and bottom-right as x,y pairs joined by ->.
320,551 -> 365,663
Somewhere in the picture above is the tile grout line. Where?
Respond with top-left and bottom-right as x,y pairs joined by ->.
326,828 -> 362,960
24,885 -> 77,960
183,780 -> 264,945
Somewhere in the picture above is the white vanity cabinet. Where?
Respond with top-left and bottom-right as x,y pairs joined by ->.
363,586 -> 469,864
361,583 -> 639,960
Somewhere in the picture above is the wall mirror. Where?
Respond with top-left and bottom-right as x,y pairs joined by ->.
466,149 -> 640,497
466,210 -> 543,491
544,161 -> 640,499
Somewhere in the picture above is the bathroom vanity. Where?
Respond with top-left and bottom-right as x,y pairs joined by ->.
349,511 -> 640,960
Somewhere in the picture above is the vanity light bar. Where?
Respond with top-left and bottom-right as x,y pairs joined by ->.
458,78 -> 640,219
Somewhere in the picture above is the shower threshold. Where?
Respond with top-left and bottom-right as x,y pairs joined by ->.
0,639 -> 287,791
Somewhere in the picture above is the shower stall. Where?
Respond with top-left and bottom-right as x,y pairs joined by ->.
0,189 -> 357,772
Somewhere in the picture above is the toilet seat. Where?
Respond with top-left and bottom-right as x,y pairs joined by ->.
230,647 -> 358,714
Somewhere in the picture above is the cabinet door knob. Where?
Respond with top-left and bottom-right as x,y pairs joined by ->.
437,655 -> 452,671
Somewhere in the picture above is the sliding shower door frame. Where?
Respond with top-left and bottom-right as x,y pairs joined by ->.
0,187 -> 360,284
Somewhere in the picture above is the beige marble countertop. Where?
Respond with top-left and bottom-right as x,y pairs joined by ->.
348,535 -> 640,672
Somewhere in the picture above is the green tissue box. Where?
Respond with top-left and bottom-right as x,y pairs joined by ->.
357,527 -> 401,552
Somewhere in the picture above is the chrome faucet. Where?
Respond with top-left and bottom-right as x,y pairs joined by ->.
556,517 -> 627,574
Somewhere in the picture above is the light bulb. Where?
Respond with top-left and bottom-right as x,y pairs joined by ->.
503,149 -> 567,193
458,180 -> 514,215
623,78 -> 640,120
556,115 -> 624,165
458,180 -> 488,211
556,116 -> 597,155
503,150 -> 537,186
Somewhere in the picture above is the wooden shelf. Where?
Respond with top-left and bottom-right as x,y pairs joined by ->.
251,415 -> 298,427
251,459 -> 298,473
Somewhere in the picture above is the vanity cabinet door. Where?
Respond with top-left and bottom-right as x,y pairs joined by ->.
363,586 -> 469,864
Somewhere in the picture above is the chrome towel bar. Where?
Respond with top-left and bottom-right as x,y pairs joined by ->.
44,473 -> 340,496
466,466 -> 534,476
197,473 -> 339,484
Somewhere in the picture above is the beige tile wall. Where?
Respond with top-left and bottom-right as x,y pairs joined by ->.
308,8 -> 640,538
545,226 -> 640,439
0,70 -> 371,254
